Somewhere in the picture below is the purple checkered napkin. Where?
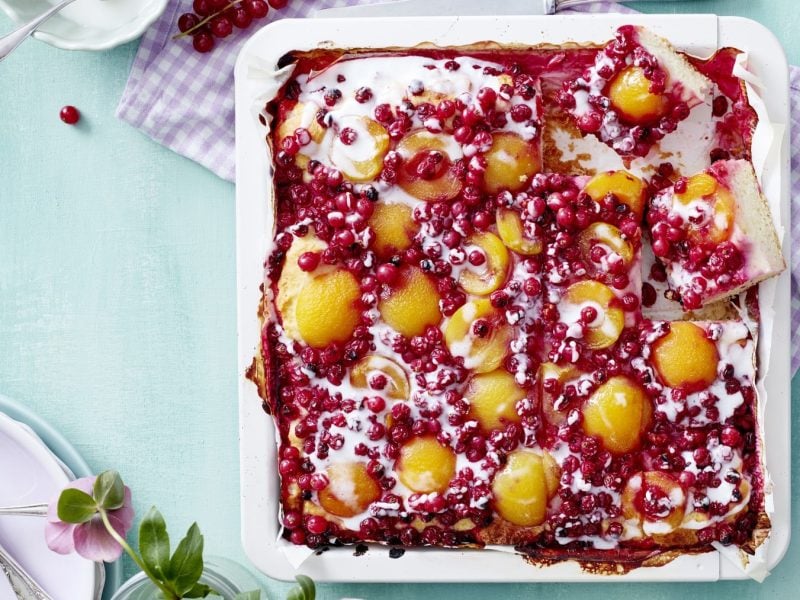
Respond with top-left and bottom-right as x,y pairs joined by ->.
116,0 -> 799,373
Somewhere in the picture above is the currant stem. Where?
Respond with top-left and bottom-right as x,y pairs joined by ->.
173,1 -> 240,40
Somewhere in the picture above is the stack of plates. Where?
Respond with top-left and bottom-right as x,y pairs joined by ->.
0,394 -> 120,599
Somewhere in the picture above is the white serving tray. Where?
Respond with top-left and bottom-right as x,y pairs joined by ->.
235,14 -> 791,582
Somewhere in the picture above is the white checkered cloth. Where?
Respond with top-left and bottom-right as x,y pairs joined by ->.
116,0 -> 800,373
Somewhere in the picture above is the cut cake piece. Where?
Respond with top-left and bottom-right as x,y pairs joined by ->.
647,159 -> 784,309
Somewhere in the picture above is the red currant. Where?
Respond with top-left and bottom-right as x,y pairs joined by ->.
210,16 -> 233,38
59,106 -> 80,125
297,252 -> 320,272
193,0 -> 214,17
178,13 -> 200,33
268,0 -> 288,8
192,31 -> 215,53
245,0 -> 270,18
231,7 -> 253,28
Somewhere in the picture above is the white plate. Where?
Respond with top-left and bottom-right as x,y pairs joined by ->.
235,14 -> 791,582
0,412 -> 97,599
0,0 -> 168,51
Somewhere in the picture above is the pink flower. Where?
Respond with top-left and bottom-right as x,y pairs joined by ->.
45,476 -> 134,562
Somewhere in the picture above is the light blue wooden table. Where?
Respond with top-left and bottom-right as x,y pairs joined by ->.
0,1 -> 796,598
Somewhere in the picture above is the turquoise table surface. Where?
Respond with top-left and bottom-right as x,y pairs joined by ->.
0,1 -> 796,598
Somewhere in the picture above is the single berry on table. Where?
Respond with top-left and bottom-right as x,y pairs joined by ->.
59,106 -> 80,125
268,0 -> 289,8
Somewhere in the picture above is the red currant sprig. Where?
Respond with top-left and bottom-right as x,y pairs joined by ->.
175,0 -> 285,54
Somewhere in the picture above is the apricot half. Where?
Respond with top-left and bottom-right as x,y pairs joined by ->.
465,369 -> 525,431
492,451 -> 559,527
444,299 -> 513,373
583,171 -> 646,219
651,321 -> 718,391
607,66 -> 669,125
378,266 -> 442,338
496,207 -> 543,255
318,462 -> 381,518
350,355 -> 410,400
277,101 -> 326,146
397,131 -> 463,202
675,173 -> 735,244
538,362 -> 579,425
562,280 -> 625,349
397,436 -> 456,494
577,222 -> 634,273
329,116 -> 390,183
459,232 -> 510,296
583,376 -> 652,454
295,270 -> 361,348
369,202 -> 418,259
483,132 -> 541,194
622,471 -> 686,535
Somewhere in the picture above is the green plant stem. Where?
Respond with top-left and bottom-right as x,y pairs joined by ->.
99,509 -> 178,600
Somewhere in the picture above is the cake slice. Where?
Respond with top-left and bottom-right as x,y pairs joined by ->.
557,25 -> 712,158
647,159 -> 784,309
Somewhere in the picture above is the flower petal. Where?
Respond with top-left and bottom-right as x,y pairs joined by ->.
73,518 -> 124,562
45,520 -> 76,554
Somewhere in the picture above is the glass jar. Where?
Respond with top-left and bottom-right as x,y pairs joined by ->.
110,556 -> 261,600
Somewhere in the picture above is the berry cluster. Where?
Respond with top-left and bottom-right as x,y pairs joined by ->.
176,0 -> 289,54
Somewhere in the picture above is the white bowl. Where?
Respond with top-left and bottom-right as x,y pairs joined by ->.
0,0 -> 169,51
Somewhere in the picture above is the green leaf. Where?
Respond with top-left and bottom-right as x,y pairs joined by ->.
182,582 -> 214,598
167,522 -> 205,596
233,591 -> 261,600
139,506 -> 171,581
286,575 -> 315,600
93,470 -> 125,510
56,488 -> 97,524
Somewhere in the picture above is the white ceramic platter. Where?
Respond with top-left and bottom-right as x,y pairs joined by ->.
235,14 -> 791,582
0,0 -> 168,51
0,412 -> 97,599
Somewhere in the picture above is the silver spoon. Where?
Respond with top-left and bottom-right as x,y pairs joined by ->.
0,0 -> 80,62
0,539 -> 54,600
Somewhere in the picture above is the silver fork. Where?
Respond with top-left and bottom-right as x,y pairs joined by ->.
0,0 -> 79,62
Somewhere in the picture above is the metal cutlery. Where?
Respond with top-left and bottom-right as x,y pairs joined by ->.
0,539 -> 54,600
316,0 -> 693,18
0,0 -> 80,62
0,504 -> 48,518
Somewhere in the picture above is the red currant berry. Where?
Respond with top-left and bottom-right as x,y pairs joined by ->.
192,30 -> 215,53
59,105 -> 80,125
193,0 -> 213,17
210,16 -> 233,38
297,252 -> 320,272
178,13 -> 200,33
231,7 -> 253,28
245,0 -> 270,18
268,0 -> 288,8
376,263 -> 399,285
